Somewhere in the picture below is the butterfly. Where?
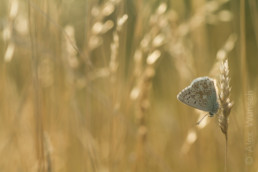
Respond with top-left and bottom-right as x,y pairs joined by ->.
177,77 -> 219,118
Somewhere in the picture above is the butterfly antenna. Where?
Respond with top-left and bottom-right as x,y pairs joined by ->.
196,113 -> 209,125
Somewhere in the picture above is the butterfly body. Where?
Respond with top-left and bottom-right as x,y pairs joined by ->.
177,77 -> 219,116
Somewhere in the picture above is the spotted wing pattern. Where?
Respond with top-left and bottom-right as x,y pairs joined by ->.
177,77 -> 219,115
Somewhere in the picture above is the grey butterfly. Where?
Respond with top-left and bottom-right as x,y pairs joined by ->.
177,77 -> 219,116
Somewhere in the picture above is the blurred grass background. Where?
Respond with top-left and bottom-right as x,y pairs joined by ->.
0,0 -> 258,172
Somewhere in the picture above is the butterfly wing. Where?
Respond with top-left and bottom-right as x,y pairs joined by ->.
177,77 -> 219,114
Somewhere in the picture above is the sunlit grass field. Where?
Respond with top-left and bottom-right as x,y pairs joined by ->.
0,0 -> 258,171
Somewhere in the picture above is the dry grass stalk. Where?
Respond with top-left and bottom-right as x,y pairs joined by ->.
132,50 -> 161,171
108,14 -> 128,171
43,132 -> 53,172
218,59 -> 232,171
134,64 -> 157,172
130,3 -> 166,171
218,60 -> 233,172
109,14 -> 128,83
28,2 -> 53,171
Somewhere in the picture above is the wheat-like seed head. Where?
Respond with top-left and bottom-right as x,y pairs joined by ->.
218,59 -> 233,138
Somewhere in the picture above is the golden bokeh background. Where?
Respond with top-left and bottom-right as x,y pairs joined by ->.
0,0 -> 257,172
